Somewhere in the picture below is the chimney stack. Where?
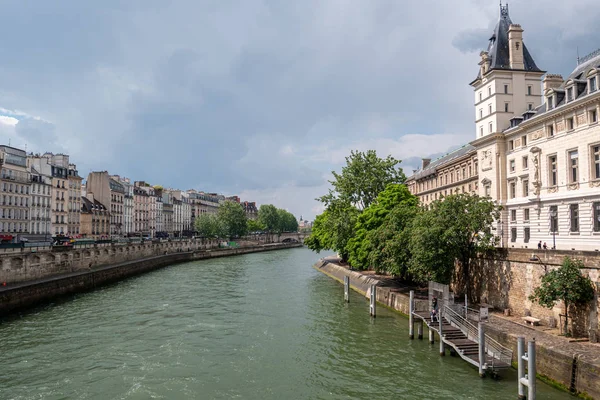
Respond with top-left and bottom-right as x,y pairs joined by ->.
543,74 -> 564,92
508,24 -> 524,70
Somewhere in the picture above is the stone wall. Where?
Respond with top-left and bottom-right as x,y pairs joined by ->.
0,242 -> 302,316
472,248 -> 600,337
0,239 -> 227,284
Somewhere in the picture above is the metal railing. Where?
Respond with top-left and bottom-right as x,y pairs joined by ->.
444,305 -> 513,367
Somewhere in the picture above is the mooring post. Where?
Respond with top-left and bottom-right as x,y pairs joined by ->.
409,290 -> 414,339
418,320 -> 423,340
344,276 -> 350,303
429,324 -> 434,344
465,293 -> 468,319
370,284 -> 376,318
439,312 -> 445,356
478,322 -> 486,378
528,339 -> 536,400
517,337 -> 525,399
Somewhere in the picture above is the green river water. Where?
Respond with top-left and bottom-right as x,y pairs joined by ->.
0,247 -> 568,399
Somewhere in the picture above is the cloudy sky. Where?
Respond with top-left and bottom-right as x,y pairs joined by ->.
0,0 -> 598,219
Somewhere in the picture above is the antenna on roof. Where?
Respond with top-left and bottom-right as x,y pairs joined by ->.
577,46 -> 580,65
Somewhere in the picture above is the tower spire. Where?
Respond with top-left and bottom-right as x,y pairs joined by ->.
500,1 -> 509,18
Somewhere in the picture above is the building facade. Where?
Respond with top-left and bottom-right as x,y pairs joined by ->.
112,176 -> 134,235
86,171 -> 125,236
29,168 -> 52,240
80,195 -> 110,239
0,146 -> 31,240
407,4 -> 600,251
67,164 -> 82,237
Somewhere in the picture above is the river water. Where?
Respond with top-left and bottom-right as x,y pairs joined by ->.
1,247 -> 566,399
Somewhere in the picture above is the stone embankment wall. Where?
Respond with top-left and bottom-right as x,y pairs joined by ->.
0,242 -> 302,316
314,256 -> 600,399
473,248 -> 600,337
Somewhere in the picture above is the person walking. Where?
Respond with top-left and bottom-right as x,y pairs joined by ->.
538,241 -> 542,249
543,242 -> 547,250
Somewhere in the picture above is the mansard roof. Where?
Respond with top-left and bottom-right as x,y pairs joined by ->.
473,4 -> 543,83
409,144 -> 476,181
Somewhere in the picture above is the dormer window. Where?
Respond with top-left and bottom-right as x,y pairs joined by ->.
567,87 -> 573,102
590,76 -> 597,93
547,96 -> 554,109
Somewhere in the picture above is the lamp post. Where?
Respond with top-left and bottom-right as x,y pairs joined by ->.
550,209 -> 557,250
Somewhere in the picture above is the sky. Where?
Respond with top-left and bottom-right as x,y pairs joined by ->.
0,0 -> 599,220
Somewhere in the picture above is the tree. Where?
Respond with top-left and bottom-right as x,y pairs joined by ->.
346,184 -> 417,269
217,200 -> 248,238
247,218 -> 265,233
304,200 -> 359,261
194,214 -> 224,238
277,209 -> 299,232
529,257 -> 595,336
408,194 -> 500,290
319,150 -> 406,211
258,204 -> 280,232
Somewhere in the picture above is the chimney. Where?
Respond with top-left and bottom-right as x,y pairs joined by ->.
543,74 -> 564,92
479,51 -> 491,76
508,24 -> 524,70
421,158 -> 431,169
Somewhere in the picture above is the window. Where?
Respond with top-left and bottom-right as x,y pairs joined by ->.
522,156 -> 528,169
547,124 -> 554,137
590,109 -> 598,124
550,205 -> 558,233
590,76 -> 597,93
504,84 -> 508,94
488,104 -> 492,114
509,159 -> 515,172
528,103 -> 533,110
594,202 -> 600,232
508,140 -> 514,151
480,126 -> 483,137
489,122 -> 493,133
488,86 -> 492,96
505,103 -> 509,112
485,185 -> 491,197
569,150 -> 579,182
567,87 -> 573,102
527,85 -> 532,95
479,92 -> 482,101
549,155 -> 557,186
524,208 -> 530,221
593,145 -> 600,180
510,209 -> 517,222
548,96 -> 554,109
522,135 -> 527,147
523,179 -> 529,197
570,204 -> 579,232
524,227 -> 530,243
510,228 -> 517,242
479,109 -> 483,119
509,181 -> 516,198
567,117 -> 574,130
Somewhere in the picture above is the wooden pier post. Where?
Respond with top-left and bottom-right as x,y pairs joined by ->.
478,322 -> 486,377
429,324 -> 434,344
369,284 -> 376,318
343,276 -> 350,303
409,290 -> 414,339
417,320 -> 423,340
517,337 -> 525,399
439,313 -> 445,356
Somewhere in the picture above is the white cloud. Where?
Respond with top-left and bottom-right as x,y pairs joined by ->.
0,116 -> 19,126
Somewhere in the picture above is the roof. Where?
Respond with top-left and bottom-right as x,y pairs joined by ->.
408,144 -> 477,181
81,196 -> 108,213
473,4 -> 542,82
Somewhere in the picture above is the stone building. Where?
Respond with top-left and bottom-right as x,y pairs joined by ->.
29,168 -> 52,241
242,201 -> 258,220
80,195 -> 110,239
408,4 -> 600,250
67,164 -> 82,237
133,183 -> 150,236
0,146 -> 31,240
111,176 -> 134,235
86,171 -> 125,236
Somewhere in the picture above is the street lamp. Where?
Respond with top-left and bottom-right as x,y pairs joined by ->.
549,209 -> 557,250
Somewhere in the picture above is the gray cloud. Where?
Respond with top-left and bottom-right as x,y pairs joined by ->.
1,0 -> 599,219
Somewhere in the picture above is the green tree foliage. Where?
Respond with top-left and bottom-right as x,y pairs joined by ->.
408,194 -> 500,289
319,150 -> 406,211
304,200 -> 359,261
247,218 -> 265,233
194,213 -> 224,238
347,184 -> 417,269
217,200 -> 248,238
367,203 -> 418,277
277,209 -> 299,232
529,257 -> 595,336
258,204 -> 280,232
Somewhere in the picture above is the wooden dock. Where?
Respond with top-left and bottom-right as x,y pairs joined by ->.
412,310 -> 511,371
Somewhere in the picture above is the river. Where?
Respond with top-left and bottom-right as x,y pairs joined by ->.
0,247 -> 566,399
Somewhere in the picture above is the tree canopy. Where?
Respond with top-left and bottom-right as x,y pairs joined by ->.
529,257 -> 594,336
217,200 -> 248,238
258,204 -> 280,232
194,213 -> 224,238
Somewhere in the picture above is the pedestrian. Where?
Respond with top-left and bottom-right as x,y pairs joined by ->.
543,242 -> 547,250
431,297 -> 439,322
537,241 -> 542,250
